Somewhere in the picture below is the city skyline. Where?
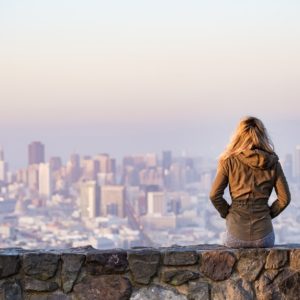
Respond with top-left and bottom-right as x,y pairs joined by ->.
1,117 -> 300,170
0,138 -> 299,250
1,138 -> 300,181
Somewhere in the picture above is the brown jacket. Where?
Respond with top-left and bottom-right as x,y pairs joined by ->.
209,149 -> 291,241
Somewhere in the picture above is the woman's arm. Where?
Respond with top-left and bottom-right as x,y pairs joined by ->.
269,162 -> 291,219
209,162 -> 230,218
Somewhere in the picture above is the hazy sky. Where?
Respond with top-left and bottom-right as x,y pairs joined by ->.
1,1 -> 300,168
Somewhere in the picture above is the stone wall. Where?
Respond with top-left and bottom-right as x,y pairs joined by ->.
0,244 -> 300,299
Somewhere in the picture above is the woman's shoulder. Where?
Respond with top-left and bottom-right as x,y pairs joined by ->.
218,155 -> 235,175
219,154 -> 237,166
218,154 -> 242,174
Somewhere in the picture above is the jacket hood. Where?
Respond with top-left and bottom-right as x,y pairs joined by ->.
237,149 -> 279,170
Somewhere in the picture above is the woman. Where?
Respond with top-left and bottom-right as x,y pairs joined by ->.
209,116 -> 291,248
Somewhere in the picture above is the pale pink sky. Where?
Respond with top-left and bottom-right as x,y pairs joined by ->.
0,1 -> 300,167
1,1 -> 300,124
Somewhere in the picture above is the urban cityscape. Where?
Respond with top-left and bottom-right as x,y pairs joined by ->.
0,142 -> 299,250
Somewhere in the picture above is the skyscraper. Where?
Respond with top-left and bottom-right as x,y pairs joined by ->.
94,154 -> 116,184
147,192 -> 166,215
145,153 -> 157,168
27,164 -> 39,192
28,141 -> 45,165
283,153 -> 293,182
100,185 -> 126,218
80,180 -> 100,219
67,153 -> 81,183
0,147 -> 4,161
162,150 -> 172,170
94,153 -> 110,173
0,147 -> 8,183
49,156 -> 62,172
162,150 -> 172,188
39,163 -> 52,199
81,157 -> 99,180
294,145 -> 300,181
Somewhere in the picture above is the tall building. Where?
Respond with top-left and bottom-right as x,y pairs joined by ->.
80,181 -> 100,219
147,192 -> 166,215
126,186 -> 140,214
200,171 -> 214,192
49,156 -> 62,172
162,150 -> 172,170
139,167 -> 163,187
162,150 -> 172,188
0,147 -> 8,183
16,168 -> 27,183
27,164 -> 39,192
100,185 -> 126,218
81,157 -> 99,180
97,173 -> 115,186
169,163 -> 184,190
294,145 -> 300,181
94,154 -> 116,184
39,163 -> 52,199
94,154 -> 110,173
0,147 -> 4,161
145,153 -> 157,168
0,161 -> 8,183
283,153 -> 293,181
109,158 -> 116,174
28,141 -> 45,165
67,153 -> 81,183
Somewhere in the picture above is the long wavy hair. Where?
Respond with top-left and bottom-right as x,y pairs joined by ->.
219,116 -> 275,163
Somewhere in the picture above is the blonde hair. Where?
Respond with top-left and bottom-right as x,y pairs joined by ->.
219,116 -> 275,162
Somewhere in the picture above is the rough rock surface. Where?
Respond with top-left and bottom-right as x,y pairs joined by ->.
0,280 -> 22,300
73,275 -> 132,300
128,249 -> 160,284
236,249 -> 267,281
278,271 -> 300,299
290,249 -> 300,270
227,279 -> 254,300
200,251 -> 236,281
61,253 -> 85,293
0,255 -> 20,279
85,250 -> 128,275
24,277 -> 59,292
211,279 -> 254,300
211,283 -> 228,300
163,250 -> 198,266
255,268 -> 293,300
188,281 -> 210,300
25,292 -> 72,300
23,253 -> 60,280
162,269 -> 200,285
130,284 -> 188,300
265,249 -> 288,269
0,245 -> 300,299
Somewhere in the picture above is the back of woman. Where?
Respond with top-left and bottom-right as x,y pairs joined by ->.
209,116 -> 291,248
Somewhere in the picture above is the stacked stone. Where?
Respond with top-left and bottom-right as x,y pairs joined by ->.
0,245 -> 300,299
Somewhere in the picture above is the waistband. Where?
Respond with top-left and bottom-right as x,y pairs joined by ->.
231,198 -> 269,207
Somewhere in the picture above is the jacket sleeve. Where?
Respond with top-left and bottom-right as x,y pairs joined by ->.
269,161 -> 291,219
209,161 -> 230,218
